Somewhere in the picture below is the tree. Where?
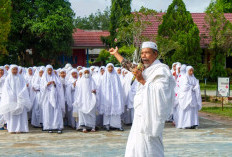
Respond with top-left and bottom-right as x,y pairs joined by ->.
95,45 -> 135,66
157,0 -> 203,78
216,0 -> 232,13
7,0 -> 75,66
0,0 -> 11,62
74,7 -> 110,30
102,0 -> 132,47
115,7 -> 159,63
204,1 -> 232,80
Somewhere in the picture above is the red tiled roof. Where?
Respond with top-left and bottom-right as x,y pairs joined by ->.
141,13 -> 232,48
72,13 -> 232,48
72,29 -> 110,48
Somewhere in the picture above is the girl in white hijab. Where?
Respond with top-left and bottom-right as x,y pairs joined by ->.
31,67 -> 45,127
173,64 -> 186,126
4,64 -> 9,70
98,63 -> 124,131
40,65 -> 65,134
0,66 -> 7,129
73,68 -> 97,133
0,65 -> 32,133
59,69 -> 67,119
95,66 -> 105,128
65,69 -> 78,128
121,69 -> 134,125
177,66 -> 202,129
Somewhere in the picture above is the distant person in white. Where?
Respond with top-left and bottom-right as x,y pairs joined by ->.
177,66 -> 202,129
109,42 -> 175,157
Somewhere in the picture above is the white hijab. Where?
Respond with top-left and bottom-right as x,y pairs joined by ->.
0,65 -> 32,116
73,68 -> 97,114
40,65 -> 65,110
178,66 -> 202,110
98,63 -> 124,116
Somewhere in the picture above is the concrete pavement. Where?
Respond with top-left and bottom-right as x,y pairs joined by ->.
0,115 -> 231,157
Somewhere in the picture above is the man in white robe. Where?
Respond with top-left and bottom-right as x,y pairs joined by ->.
40,65 -> 65,134
109,41 -> 175,157
0,65 -> 32,133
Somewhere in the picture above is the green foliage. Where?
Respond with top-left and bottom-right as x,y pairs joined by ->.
0,0 -> 11,55
117,7 -> 158,48
216,0 -> 232,13
95,49 -> 110,65
157,0 -> 203,79
95,45 -> 136,66
74,7 -> 110,30
201,107 -> 232,117
205,1 -> 232,80
7,0 -> 75,66
102,0 -> 132,47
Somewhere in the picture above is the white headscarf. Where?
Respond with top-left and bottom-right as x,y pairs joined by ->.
0,65 -> 32,117
73,68 -> 96,114
40,65 -> 65,110
171,62 -> 177,74
176,63 -> 181,76
0,66 -> 7,96
98,63 -> 124,115
68,69 -> 78,84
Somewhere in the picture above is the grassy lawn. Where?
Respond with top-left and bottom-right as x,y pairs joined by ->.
201,106 -> 232,118
200,82 -> 232,90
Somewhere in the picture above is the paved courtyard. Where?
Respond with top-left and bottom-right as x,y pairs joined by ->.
0,114 -> 232,157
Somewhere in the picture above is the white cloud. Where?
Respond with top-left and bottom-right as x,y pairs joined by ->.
70,0 -> 211,17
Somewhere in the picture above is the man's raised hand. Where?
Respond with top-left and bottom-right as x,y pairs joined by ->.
109,47 -> 118,55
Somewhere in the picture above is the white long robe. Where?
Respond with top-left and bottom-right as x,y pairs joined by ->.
125,60 -> 175,157
98,63 -> 124,128
122,71 -> 134,125
0,65 -> 32,133
31,68 -> 44,127
0,67 -> 6,127
40,65 -> 65,130
66,70 -> 78,128
74,72 -> 97,129
177,67 -> 202,129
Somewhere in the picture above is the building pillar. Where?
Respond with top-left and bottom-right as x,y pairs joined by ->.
86,48 -> 89,67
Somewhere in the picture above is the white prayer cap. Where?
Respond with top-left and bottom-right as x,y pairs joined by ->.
141,41 -> 158,50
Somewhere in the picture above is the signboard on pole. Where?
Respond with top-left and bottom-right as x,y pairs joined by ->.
217,77 -> 230,97
217,77 -> 230,111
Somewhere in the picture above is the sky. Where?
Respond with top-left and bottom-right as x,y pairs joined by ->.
70,0 -> 212,17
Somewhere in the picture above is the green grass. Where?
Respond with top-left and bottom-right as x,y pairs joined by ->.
200,82 -> 232,90
201,106 -> 232,118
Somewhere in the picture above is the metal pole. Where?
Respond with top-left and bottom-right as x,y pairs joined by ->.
204,78 -> 207,102
222,97 -> 224,111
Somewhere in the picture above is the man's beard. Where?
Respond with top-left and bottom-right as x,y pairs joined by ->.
143,64 -> 150,68
142,59 -> 150,68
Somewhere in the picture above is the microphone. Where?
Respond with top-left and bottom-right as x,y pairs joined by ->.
131,63 -> 143,85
